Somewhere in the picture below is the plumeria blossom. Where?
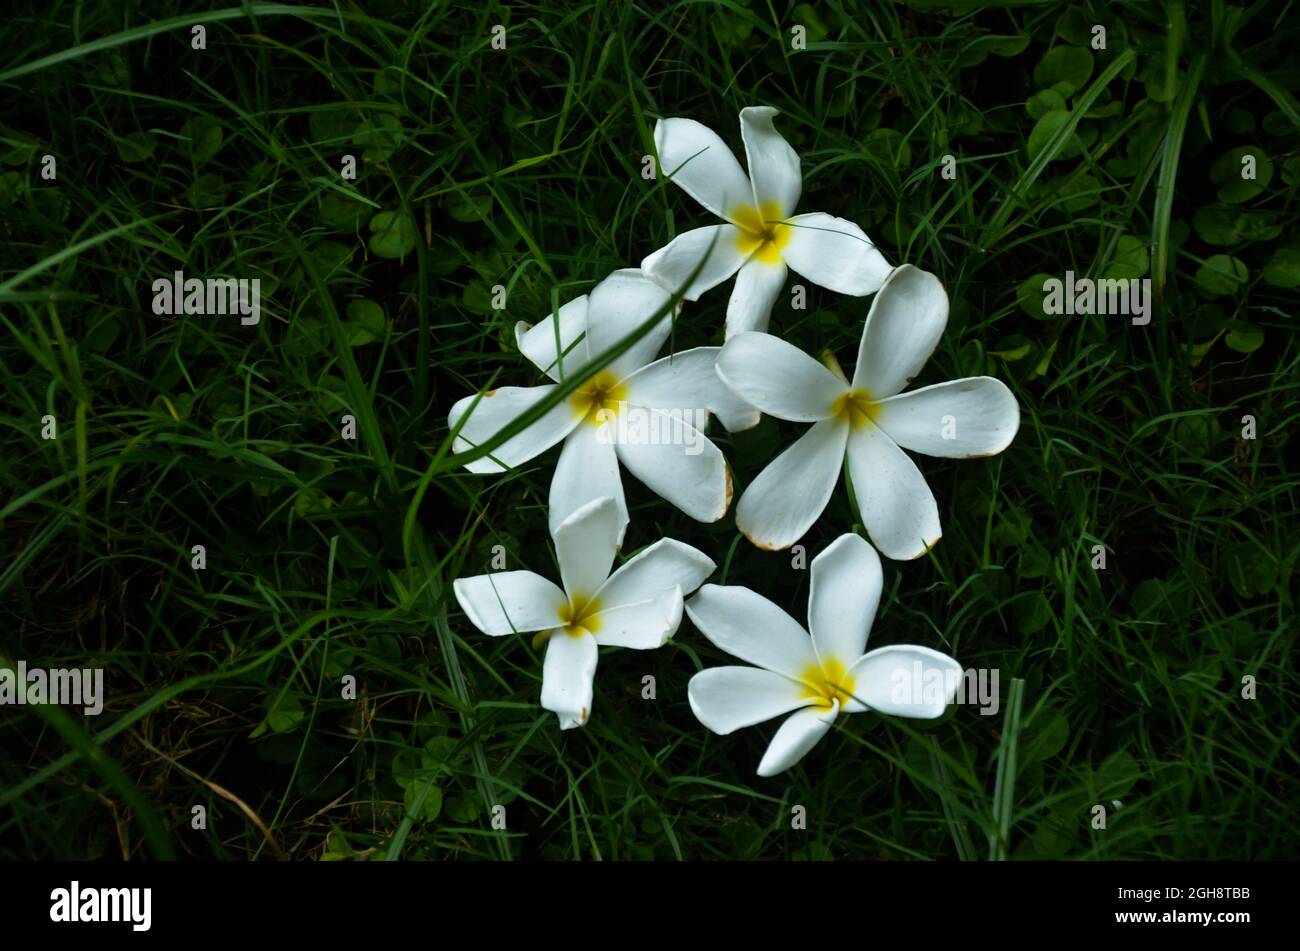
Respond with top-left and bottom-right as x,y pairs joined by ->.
448,268 -> 758,544
642,106 -> 892,338
687,533 -> 961,776
716,264 -> 1020,559
454,496 -> 715,729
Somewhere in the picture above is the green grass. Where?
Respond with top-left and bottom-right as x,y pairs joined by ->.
1,0 -> 1297,861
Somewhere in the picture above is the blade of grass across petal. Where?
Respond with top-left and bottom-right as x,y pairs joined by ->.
429,230 -> 718,475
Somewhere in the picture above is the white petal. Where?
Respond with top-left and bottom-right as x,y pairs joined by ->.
548,420 -> 628,544
808,533 -> 882,666
843,645 -> 962,718
591,587 -> 683,649
688,666 -> 812,734
781,213 -> 891,297
621,346 -> 760,433
553,496 -> 621,600
453,571 -> 567,636
641,225 -> 749,301
725,256 -> 788,338
846,424 -> 941,561
449,385 -> 581,474
541,630 -> 598,729
614,412 -> 731,523
685,584 -> 818,679
654,117 -> 753,222
851,264 -> 948,398
585,268 -> 675,379
735,417 -> 848,551
757,702 -> 838,777
874,377 -> 1020,458
716,332 -> 846,422
515,295 -> 590,381
739,106 -> 802,218
596,538 -> 716,610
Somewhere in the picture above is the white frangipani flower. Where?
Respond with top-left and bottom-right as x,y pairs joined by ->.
448,268 -> 757,544
454,496 -> 715,729
642,106 -> 892,338
687,533 -> 961,776
716,264 -> 1020,560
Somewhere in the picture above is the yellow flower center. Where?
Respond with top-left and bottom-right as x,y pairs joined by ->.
570,370 -> 627,426
532,594 -> 603,648
799,656 -> 856,710
831,387 -> 879,430
557,594 -> 602,637
730,202 -> 791,266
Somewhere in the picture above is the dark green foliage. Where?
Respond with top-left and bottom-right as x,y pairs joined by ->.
1,0 -> 1296,860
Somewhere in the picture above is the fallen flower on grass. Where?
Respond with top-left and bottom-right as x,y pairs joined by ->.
454,496 -> 715,729
687,533 -> 962,776
643,106 -> 892,337
449,268 -> 757,544
717,264 -> 1020,559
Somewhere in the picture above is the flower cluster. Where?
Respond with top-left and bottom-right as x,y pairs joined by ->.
449,108 -> 1020,775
